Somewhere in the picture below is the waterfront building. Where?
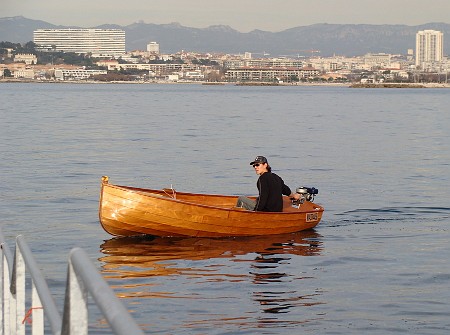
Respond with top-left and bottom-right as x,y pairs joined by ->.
146,63 -> 196,77
415,30 -> 444,69
182,71 -> 204,80
14,54 -> 38,65
97,59 -> 120,70
223,59 -> 246,69
14,68 -> 35,79
364,53 -> 391,69
54,68 -> 107,80
308,56 -> 364,72
33,29 -> 125,57
94,62 -> 200,77
245,58 -> 304,68
119,55 -> 140,64
225,66 -> 320,82
147,42 -> 160,54
0,62 -> 35,79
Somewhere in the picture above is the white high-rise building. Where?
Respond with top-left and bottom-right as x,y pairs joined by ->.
415,30 -> 444,68
33,29 -> 126,57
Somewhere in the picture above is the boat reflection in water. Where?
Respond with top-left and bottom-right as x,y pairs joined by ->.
99,230 -> 323,331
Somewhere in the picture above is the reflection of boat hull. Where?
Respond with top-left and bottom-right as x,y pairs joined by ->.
100,232 -> 323,299
100,231 -> 322,268
99,176 -> 324,237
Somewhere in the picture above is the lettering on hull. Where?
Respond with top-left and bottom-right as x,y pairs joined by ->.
306,212 -> 319,222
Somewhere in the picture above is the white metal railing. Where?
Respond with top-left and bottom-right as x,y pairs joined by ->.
0,226 -> 145,334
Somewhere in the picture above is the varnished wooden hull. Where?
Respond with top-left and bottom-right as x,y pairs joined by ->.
99,176 -> 324,237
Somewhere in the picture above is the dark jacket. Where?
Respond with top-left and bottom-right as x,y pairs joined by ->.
255,172 -> 291,212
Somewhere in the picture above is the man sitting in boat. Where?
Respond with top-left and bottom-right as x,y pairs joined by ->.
236,156 -> 301,211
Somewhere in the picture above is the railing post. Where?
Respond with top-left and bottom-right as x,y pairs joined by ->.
31,281 -> 44,335
12,239 -> 26,335
16,235 -> 62,335
0,246 -> 3,335
2,247 -> 12,335
61,259 -> 88,335
65,248 -> 145,335
1,245 -> 5,335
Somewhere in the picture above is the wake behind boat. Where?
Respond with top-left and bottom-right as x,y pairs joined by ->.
99,176 -> 324,237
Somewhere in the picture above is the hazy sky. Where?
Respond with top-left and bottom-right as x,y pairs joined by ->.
3,0 -> 450,32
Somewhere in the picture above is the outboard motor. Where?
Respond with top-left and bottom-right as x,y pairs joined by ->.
291,186 -> 319,207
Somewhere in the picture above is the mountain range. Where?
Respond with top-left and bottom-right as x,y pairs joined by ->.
1,16 -> 449,57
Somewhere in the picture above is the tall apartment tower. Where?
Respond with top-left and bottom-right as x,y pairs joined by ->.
415,30 -> 444,68
33,29 -> 125,57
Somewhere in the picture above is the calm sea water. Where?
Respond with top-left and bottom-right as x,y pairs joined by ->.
1,83 -> 449,334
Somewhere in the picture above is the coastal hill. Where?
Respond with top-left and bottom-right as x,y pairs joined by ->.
1,16 -> 450,57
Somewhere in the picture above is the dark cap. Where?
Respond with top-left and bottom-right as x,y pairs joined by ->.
250,156 -> 268,165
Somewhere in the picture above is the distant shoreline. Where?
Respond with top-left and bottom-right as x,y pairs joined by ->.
1,79 -> 449,88
350,83 -> 450,88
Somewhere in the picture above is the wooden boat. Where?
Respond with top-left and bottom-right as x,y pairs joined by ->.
99,176 -> 324,237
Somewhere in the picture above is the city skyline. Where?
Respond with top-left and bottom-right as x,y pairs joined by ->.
3,0 -> 450,33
